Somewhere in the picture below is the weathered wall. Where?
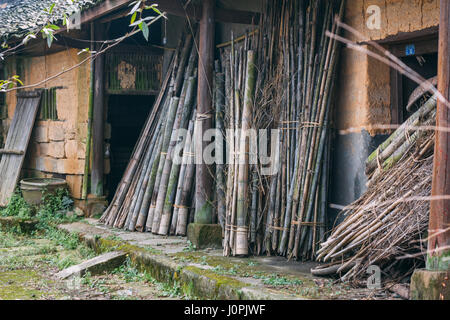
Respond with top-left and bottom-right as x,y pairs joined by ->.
330,0 -> 439,214
216,0 -> 262,45
4,48 -> 91,199
345,0 -> 439,43
337,0 -> 439,132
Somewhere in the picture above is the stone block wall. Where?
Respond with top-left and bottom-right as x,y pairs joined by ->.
4,48 -> 91,200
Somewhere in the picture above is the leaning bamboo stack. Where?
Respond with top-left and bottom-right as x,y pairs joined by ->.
220,32 -> 258,256
259,0 -> 344,260
312,94 -> 437,283
100,26 -> 199,236
217,0 -> 344,259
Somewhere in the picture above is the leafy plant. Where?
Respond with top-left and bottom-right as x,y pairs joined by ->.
36,187 -> 74,222
255,273 -> 303,286
212,264 -> 239,276
113,256 -> 145,283
183,241 -> 197,252
43,227 -> 79,250
0,189 -> 32,219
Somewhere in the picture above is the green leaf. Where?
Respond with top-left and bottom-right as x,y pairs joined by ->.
22,33 -> 36,45
130,11 -> 137,25
47,34 -> 53,48
77,48 -> 91,55
48,24 -> 60,30
146,4 -> 162,16
139,21 -> 149,41
49,3 -> 56,14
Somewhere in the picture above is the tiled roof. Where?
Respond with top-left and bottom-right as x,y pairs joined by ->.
0,0 -> 104,40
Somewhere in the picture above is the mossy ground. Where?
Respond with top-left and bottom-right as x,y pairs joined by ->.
0,190 -> 184,300
0,229 -> 184,300
169,250 -> 399,299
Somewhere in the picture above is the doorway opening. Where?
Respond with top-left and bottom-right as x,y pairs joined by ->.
106,94 -> 155,202
388,30 -> 438,124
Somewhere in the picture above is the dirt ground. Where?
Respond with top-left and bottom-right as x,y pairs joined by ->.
0,230 -> 181,300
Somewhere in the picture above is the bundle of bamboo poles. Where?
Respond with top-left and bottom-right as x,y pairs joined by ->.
215,0 -> 344,258
260,0 -> 343,260
218,33 -> 258,256
100,26 -> 200,236
311,94 -> 436,283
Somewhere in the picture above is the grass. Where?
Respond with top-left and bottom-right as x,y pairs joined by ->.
183,241 -> 197,252
212,264 -> 239,276
0,189 -> 183,300
259,274 -> 303,286
111,256 -> 185,298
0,188 -> 93,271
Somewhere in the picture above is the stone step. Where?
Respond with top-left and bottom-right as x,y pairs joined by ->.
55,251 -> 127,279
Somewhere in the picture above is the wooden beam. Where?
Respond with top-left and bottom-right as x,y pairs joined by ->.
428,0 -> 450,270
215,7 -> 259,25
0,149 -> 24,155
374,26 -> 439,45
194,0 -> 215,224
80,0 -> 259,25
79,0 -> 131,26
91,22 -> 106,197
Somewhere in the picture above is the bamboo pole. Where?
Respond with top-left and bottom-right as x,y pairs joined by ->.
158,75 -> 197,235
235,50 -> 256,256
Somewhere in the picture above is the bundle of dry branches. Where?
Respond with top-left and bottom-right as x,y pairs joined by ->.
312,94 -> 436,283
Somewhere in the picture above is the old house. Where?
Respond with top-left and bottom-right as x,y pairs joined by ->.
0,0 -> 259,208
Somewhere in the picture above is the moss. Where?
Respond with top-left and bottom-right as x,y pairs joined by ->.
0,216 -> 38,234
182,265 -> 246,299
193,203 -> 213,224
0,270 -> 48,299
426,251 -> 450,271
410,269 -> 450,300
187,223 -> 222,249
94,238 -> 162,256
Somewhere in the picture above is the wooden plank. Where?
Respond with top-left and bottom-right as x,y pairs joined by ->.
79,0 -> 131,26
429,0 -> 450,268
389,38 -> 438,57
55,251 -> 126,279
0,91 -> 41,207
369,26 -> 438,45
0,149 -> 24,155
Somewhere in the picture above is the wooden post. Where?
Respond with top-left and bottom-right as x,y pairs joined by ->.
82,23 -> 95,200
428,0 -> 450,270
194,0 -> 215,224
91,22 -> 105,197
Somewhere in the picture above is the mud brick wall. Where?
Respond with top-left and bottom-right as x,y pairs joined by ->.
336,0 -> 439,134
4,48 -> 93,200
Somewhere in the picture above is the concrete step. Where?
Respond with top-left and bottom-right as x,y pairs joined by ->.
55,251 -> 127,279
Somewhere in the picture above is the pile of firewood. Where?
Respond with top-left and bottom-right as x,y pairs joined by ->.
311,94 -> 436,282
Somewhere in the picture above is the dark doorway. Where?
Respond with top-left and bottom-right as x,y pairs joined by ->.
106,94 -> 154,202
400,52 -> 438,120
388,33 -> 438,124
